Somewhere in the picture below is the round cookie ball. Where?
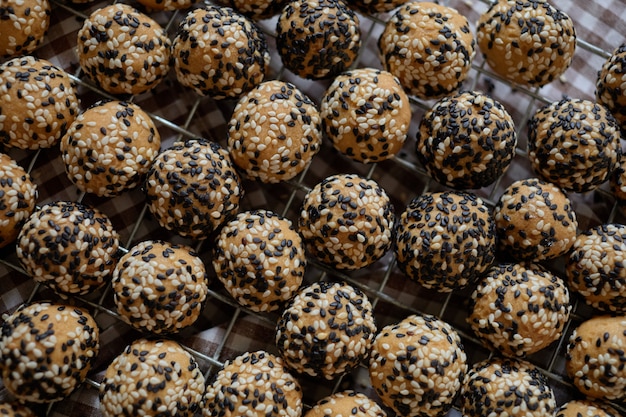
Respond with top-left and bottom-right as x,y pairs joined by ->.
494,178 -> 578,261
346,0 -> 410,15
378,2 -> 475,99
476,0 -> 576,87
0,0 -> 50,58
320,67 -> 411,164
556,400 -> 620,417
566,315 -> 626,401
528,98 -> 621,193
597,43 -> 626,132
112,240 -> 208,334
566,224 -> 626,313
0,302 -> 99,403
172,5 -> 270,99
276,281 -> 376,380
610,154 -> 626,206
136,0 -> 195,11
16,201 -> 120,295
77,3 -> 171,95
468,262 -> 571,357
211,0 -> 288,20
213,210 -> 306,313
395,191 -> 496,292
305,391 -> 386,417
144,138 -> 242,240
204,350 -> 302,417
416,90 -> 517,189
61,100 -> 161,197
369,314 -> 467,417
276,0 -> 361,80
0,402 -> 35,417
100,338 -> 205,417
298,173 -> 395,270
228,80 -> 322,183
461,358 -> 556,417
0,56 -> 80,150
0,153 -> 37,249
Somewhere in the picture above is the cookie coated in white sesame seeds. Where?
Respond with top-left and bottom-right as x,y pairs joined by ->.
136,0 -> 196,11
276,280 -> 377,380
144,138 -> 242,240
100,338 -> 205,417
172,5 -> 270,99
461,357 -> 556,417
304,390 -> 386,417
610,155 -> 626,207
16,201 -> 120,296
368,314 -> 467,417
0,302 -> 100,403
112,240 -> 208,334
228,80 -> 322,183
395,191 -> 496,292
321,67 -> 411,164
61,100 -> 161,197
0,401 -> 35,417
378,1 -> 475,99
212,0 -> 288,20
77,3 -> 171,95
204,350 -> 302,417
556,399 -> 621,417
0,153 -> 37,249
213,209 -> 306,313
0,0 -> 50,58
477,0 -> 576,87
346,0 -> 411,15
0,56 -> 80,150
597,43 -> 626,133
468,262 -> 571,357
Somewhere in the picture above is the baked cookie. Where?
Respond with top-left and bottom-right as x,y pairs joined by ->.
0,153 -> 37,249
0,0 -> 50,58
304,391 -> 386,417
136,0 -> 196,11
597,43 -> 626,132
556,400 -> 620,417
0,402 -> 35,417
211,0 -> 288,20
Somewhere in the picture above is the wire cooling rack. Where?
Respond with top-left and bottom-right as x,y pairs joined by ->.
1,0 -> 626,415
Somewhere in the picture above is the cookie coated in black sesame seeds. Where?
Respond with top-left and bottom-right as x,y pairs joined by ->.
461,357 -> 556,417
0,401 -> 35,417
276,280 -> 376,380
228,80 -> 322,183
212,0 -> 288,20
416,90 -> 517,189
136,0 -> 195,11
378,1 -> 475,99
144,138 -> 242,240
477,0 -> 576,87
0,302 -> 100,403
528,98 -> 621,193
299,173 -> 395,270
172,5 -> 270,99
346,0 -> 410,15
556,399 -> 620,417
276,0 -> 361,80
0,0 -> 50,58
0,153 -> 37,249
597,43 -> 626,132
369,314 -> 467,417
204,350 -> 302,417
16,201 -> 120,295
395,191 -> 496,292
305,390 -> 386,417
0,56 -> 80,150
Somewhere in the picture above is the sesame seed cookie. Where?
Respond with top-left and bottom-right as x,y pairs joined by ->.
144,138 -> 242,240
494,178 -> 577,261
298,174 -> 395,270
347,0 -> 411,15
369,314 -> 467,417
321,68 -> 411,164
416,90 -> 517,189
378,2 -> 475,99
556,400 -> 620,417
304,391 -> 386,417
228,80 -> 322,183
204,350 -> 302,417
0,302 -> 99,403
136,0 -> 195,11
100,338 -> 205,417
468,262 -> 571,357
528,98 -> 621,193
213,210 -> 306,313
61,100 -> 161,197
566,224 -> 626,313
597,43 -> 626,133
477,0 -> 576,87
461,357 -> 556,417
16,201 -> 120,295
0,56 -> 79,150
276,281 -> 376,380
0,402 -> 35,417
211,0 -> 288,20
395,191 -> 496,292
610,154 -> 626,206
172,5 -> 270,99
276,0 -> 361,80
112,240 -> 208,334
77,3 -> 171,95
0,0 -> 50,58
566,315 -> 626,401
0,153 -> 37,249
